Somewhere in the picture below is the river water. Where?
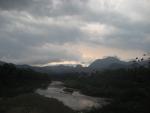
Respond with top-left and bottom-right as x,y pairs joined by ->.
36,81 -> 108,111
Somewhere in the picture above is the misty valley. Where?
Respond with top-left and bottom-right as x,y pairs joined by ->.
0,56 -> 150,113
0,0 -> 150,113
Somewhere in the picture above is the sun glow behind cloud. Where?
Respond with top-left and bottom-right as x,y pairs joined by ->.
36,61 -> 83,67
0,0 -> 149,65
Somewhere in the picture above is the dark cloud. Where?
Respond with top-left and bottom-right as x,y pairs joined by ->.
80,1 -> 150,52
0,0 -> 34,10
0,0 -> 149,65
0,0 -> 89,17
89,21 -> 150,51
0,7 -> 84,64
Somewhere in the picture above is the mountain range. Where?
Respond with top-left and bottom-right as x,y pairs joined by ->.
0,57 -> 149,75
89,57 -> 129,70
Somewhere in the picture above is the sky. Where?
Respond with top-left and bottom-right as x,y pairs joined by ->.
0,0 -> 150,66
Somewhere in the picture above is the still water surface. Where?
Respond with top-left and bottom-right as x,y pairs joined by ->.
36,81 -> 108,111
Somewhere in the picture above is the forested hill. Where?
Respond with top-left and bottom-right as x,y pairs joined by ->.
0,63 -> 51,97
63,62 -> 150,113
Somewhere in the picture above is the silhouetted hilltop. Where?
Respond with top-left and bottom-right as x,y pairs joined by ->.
32,65 -> 88,75
0,61 -> 6,65
89,57 -> 128,70
0,63 -> 51,97
1,56 -> 149,75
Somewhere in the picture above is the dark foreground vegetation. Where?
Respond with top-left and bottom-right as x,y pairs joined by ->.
0,63 -> 75,113
63,66 -> 150,113
0,93 -> 75,113
0,56 -> 150,113
0,63 -> 51,97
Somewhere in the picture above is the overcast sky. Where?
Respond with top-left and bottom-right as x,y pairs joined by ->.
0,0 -> 150,66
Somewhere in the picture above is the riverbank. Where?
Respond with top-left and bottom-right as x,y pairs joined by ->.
36,81 -> 109,111
62,68 -> 150,113
0,93 -> 76,113
0,64 -> 76,113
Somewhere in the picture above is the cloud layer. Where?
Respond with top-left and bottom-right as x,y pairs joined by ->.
0,0 -> 150,65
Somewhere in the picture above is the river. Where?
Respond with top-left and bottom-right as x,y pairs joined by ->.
36,81 -> 108,111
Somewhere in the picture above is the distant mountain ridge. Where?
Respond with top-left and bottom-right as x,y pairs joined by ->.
89,57 -> 128,70
0,61 -> 6,65
1,56 -> 149,75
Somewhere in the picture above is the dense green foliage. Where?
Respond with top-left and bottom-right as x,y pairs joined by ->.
0,63 -> 51,97
63,67 -> 150,113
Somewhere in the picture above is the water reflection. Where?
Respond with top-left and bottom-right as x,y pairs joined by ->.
36,81 -> 108,111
